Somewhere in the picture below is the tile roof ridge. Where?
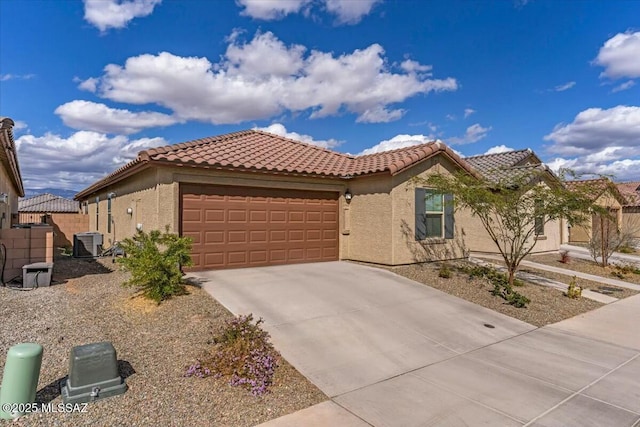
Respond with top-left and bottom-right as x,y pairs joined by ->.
355,140 -> 438,158
141,129 -> 255,158
252,129 -> 354,159
465,148 -> 530,159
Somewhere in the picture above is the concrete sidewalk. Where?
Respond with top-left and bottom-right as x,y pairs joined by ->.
193,262 -> 640,427
469,256 -> 619,304
561,244 -> 640,267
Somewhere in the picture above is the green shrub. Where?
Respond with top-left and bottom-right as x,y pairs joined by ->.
469,264 -> 529,307
438,264 -> 452,279
565,276 -> 582,299
117,227 -> 193,303
185,314 -> 279,396
618,245 -> 634,254
615,263 -> 640,276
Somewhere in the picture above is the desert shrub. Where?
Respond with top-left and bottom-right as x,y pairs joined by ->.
565,276 -> 582,299
618,245 -> 634,254
559,250 -> 570,264
610,270 -> 626,279
185,314 -> 279,396
615,263 -> 640,276
438,264 -> 452,279
117,227 -> 193,303
468,265 -> 530,307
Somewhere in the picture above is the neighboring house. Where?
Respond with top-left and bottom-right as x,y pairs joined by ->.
616,181 -> 640,242
463,149 -> 566,253
565,178 -> 626,243
0,117 -> 53,280
75,130 -> 478,270
19,193 -> 89,248
0,117 -> 25,227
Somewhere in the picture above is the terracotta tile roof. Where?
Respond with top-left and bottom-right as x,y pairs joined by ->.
76,130 -> 477,199
0,117 -> 25,197
616,181 -> 640,207
465,149 -> 539,182
566,178 -> 626,204
19,193 -> 79,213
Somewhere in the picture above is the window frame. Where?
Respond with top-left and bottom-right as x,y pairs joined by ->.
95,196 -> 99,230
534,199 -> 545,236
424,190 -> 445,239
107,194 -> 112,234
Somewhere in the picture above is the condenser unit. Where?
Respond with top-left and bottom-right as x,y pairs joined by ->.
73,232 -> 103,258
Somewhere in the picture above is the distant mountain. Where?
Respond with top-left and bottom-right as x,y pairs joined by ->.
23,188 -> 79,200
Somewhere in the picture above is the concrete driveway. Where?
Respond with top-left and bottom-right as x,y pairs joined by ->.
193,261 -> 640,426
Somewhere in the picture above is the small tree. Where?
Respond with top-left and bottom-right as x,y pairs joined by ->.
422,169 -> 592,288
589,211 -> 640,267
118,227 -> 193,303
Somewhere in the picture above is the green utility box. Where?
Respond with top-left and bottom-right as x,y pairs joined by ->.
61,342 -> 127,404
0,343 -> 43,419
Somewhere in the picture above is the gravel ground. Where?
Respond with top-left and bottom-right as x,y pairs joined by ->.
473,257 -> 638,300
529,253 -> 640,285
0,256 -> 325,426
387,262 -> 604,327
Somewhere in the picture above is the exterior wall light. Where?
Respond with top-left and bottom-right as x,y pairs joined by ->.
126,207 -> 133,215
0,193 -> 7,204
344,190 -> 352,202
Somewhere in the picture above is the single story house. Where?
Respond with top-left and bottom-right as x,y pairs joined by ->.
616,181 -> 640,242
566,178 -> 626,243
0,117 -> 54,280
19,193 -> 89,248
0,117 -> 25,227
463,149 -> 566,253
76,130 -> 479,270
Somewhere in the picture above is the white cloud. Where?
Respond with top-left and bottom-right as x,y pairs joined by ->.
236,0 -> 311,20
12,121 -> 28,132
0,73 -> 35,81
485,145 -> 514,155
544,105 -> 640,156
83,0 -> 162,32
400,60 -> 432,74
83,31 -> 457,125
611,80 -> 636,93
359,133 -> 436,155
16,131 -> 167,190
554,81 -> 576,92
548,154 -> 640,182
324,0 -> 381,24
236,0 -> 380,24
77,77 -> 99,92
595,31 -> 640,80
447,123 -> 492,145
55,100 -> 179,134
256,123 -> 341,149
464,108 -> 476,118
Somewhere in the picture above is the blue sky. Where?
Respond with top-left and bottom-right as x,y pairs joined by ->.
1,0 -> 639,192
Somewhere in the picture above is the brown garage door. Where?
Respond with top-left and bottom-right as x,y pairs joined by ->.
180,184 -> 339,270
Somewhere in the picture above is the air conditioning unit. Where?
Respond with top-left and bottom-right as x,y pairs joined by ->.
73,232 -> 103,258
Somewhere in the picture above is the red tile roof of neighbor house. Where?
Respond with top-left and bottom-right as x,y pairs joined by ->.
75,130 -> 478,199
616,182 -> 640,207
19,193 -> 79,213
0,118 -> 25,197
565,178 -> 627,205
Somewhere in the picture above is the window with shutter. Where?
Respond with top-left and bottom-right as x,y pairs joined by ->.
415,188 -> 454,240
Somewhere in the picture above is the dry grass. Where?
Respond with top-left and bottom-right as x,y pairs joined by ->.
387,262 -> 604,327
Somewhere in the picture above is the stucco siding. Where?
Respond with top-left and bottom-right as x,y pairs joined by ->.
341,174 -> 393,264
0,160 -> 20,228
569,192 -> 623,243
622,208 -> 640,241
390,156 -> 466,264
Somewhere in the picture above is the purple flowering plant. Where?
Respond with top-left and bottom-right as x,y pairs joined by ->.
184,313 -> 279,396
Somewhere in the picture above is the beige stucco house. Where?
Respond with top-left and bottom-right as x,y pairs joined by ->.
616,182 -> 640,243
462,149 -> 566,253
0,117 -> 25,227
75,130 -> 480,270
566,178 -> 625,243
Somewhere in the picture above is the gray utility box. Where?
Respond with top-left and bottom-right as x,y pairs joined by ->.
61,342 -> 127,404
22,262 -> 53,288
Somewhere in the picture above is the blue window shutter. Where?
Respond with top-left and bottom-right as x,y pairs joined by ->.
415,188 -> 426,240
444,193 -> 454,239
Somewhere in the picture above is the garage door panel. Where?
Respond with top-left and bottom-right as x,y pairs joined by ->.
181,184 -> 339,270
